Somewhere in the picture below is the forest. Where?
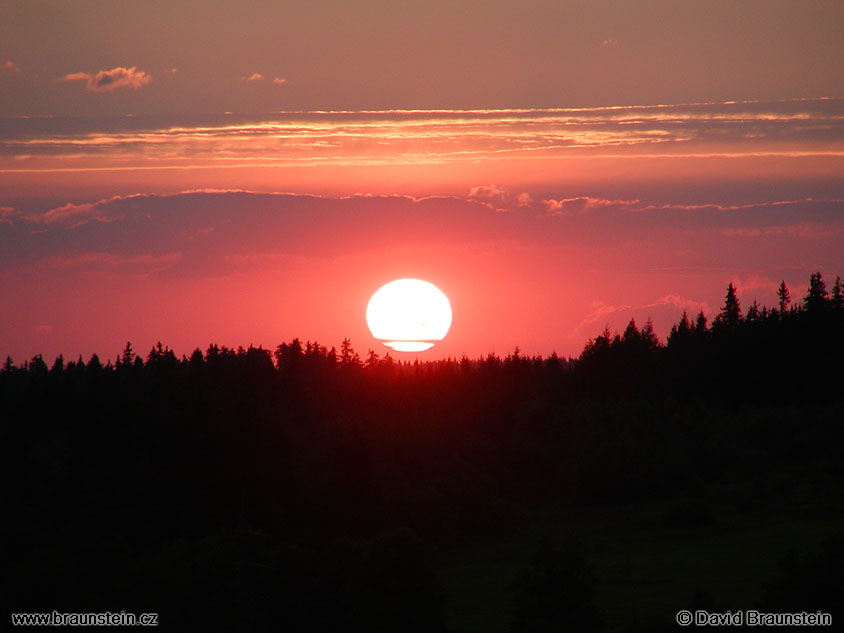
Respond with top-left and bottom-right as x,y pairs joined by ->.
4,272 -> 843,631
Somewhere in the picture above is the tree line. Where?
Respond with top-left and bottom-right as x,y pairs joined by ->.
5,271 -> 841,404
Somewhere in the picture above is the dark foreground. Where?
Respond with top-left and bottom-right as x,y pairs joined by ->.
3,276 -> 843,631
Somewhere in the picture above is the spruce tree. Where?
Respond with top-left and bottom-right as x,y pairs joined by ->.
715,283 -> 741,330
832,276 -> 843,310
804,272 -> 828,312
777,281 -> 791,316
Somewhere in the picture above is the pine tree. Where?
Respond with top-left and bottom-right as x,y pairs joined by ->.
715,282 -> 741,330
695,311 -> 708,334
274,339 -> 304,373
327,346 -> 339,366
189,348 -> 204,370
678,311 -> 692,333
804,272 -> 828,312
581,325 -> 612,360
87,354 -> 103,372
50,355 -> 64,374
595,325 -> 612,351
340,338 -> 361,368
29,355 -> 48,375
121,341 -> 135,367
641,318 -> 660,349
668,311 -> 692,347
365,349 -> 380,369
622,319 -> 639,343
777,281 -> 791,316
832,276 -> 843,310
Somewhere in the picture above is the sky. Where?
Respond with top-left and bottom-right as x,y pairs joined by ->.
1,1 -> 843,362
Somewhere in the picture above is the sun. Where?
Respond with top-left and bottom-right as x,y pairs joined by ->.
366,279 -> 452,352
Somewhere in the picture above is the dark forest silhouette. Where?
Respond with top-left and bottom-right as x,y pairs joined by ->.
3,272 -> 843,631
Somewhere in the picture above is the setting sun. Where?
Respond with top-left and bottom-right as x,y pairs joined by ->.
366,279 -> 452,352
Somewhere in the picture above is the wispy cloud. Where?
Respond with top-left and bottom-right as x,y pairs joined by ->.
2,60 -> 20,73
721,223 -> 838,239
59,66 -> 152,92
729,274 -> 779,297
242,72 -> 264,82
3,97 -> 841,173
272,77 -> 287,85
577,294 -> 712,333
41,252 -> 182,274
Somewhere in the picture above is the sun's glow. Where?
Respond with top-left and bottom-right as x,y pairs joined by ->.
384,341 -> 435,352
366,279 -> 452,352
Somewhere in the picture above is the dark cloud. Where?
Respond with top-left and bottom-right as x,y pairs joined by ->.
0,192 -> 497,277
1,190 -> 841,280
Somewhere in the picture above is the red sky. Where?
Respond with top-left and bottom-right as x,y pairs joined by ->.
1,2 -> 843,362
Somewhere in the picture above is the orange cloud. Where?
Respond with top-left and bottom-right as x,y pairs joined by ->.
467,185 -> 534,210
467,184 -> 508,199
41,202 -> 96,224
2,60 -> 20,72
272,77 -> 287,85
242,73 -> 264,82
4,98 -> 843,175
543,196 -> 639,215
60,66 -> 152,92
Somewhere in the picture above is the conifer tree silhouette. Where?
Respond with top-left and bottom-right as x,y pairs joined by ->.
365,349 -> 380,369
833,276 -> 844,310
121,341 -> 135,367
714,282 -> 741,330
695,310 -> 708,335
641,318 -> 660,350
804,272 -> 828,312
777,281 -> 791,315
340,338 -> 361,369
